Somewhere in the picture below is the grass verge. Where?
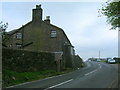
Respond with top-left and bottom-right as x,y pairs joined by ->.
3,63 -> 85,88
3,69 -> 66,88
2,68 -> 73,88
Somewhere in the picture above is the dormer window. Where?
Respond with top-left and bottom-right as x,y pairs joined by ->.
16,32 -> 22,39
51,30 -> 57,38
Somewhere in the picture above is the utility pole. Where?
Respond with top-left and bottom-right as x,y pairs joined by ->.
99,50 -> 100,59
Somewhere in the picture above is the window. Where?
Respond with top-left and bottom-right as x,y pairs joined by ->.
16,43 -> 22,48
16,33 -> 22,39
51,30 -> 57,38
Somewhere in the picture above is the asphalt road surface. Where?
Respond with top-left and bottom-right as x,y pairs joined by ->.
7,61 -> 118,89
0,55 -> 2,89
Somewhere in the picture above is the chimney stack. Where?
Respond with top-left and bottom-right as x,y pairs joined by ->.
32,5 -> 43,21
44,16 -> 50,24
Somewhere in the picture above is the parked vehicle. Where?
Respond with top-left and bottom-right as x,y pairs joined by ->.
107,59 -> 116,64
97,59 -> 101,62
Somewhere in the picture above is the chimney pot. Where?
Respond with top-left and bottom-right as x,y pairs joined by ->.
46,16 -> 50,20
36,5 -> 41,9
44,16 -> 50,24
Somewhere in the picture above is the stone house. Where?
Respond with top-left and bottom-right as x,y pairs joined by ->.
3,5 -> 75,70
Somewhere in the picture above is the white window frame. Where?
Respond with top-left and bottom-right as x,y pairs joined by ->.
51,30 -> 57,38
16,32 -> 22,39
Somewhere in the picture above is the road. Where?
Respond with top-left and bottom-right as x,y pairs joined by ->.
0,55 -> 2,89
7,61 -> 118,89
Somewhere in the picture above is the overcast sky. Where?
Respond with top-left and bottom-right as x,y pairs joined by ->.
1,2 -> 118,60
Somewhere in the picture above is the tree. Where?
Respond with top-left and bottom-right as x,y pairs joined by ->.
0,21 -> 8,41
100,1 -> 120,30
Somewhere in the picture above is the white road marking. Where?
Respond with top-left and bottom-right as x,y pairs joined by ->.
7,72 -> 71,88
85,63 -> 102,76
99,64 -> 102,69
85,69 -> 97,76
7,69 -> 76,88
44,79 -> 73,90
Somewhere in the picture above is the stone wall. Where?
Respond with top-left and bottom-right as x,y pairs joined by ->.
73,55 -> 83,69
2,48 -> 56,72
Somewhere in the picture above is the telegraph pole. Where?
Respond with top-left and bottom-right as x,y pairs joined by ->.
99,50 -> 100,59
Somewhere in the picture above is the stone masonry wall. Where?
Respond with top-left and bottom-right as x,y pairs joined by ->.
2,48 -> 56,72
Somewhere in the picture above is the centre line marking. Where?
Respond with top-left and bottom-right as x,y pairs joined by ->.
99,64 -> 102,69
44,79 -> 73,90
85,69 -> 97,76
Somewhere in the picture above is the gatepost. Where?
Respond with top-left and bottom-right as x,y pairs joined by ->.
54,52 -> 63,72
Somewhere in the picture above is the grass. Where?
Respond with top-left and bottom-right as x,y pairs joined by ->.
100,60 -> 107,63
2,69 -> 66,88
3,64 -> 85,88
